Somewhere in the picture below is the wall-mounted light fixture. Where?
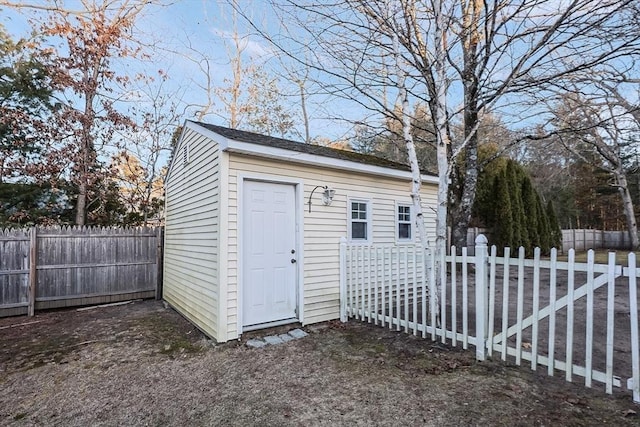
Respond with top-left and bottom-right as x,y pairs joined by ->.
322,187 -> 336,206
308,185 -> 336,212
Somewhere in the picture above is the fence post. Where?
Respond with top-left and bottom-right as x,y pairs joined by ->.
28,227 -> 37,316
628,253 -> 640,403
475,234 -> 489,361
339,237 -> 348,322
156,226 -> 164,300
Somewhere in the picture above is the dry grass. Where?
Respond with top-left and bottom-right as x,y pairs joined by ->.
0,300 -> 638,426
552,250 -> 640,265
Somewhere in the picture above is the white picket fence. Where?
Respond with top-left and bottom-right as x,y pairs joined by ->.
339,235 -> 640,403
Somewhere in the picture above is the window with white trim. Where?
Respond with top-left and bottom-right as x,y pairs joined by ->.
349,200 -> 370,242
397,204 -> 412,241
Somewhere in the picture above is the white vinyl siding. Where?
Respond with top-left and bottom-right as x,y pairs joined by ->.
226,153 -> 437,339
163,126 -> 220,341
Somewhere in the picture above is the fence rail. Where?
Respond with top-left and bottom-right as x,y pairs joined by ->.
340,237 -> 640,403
0,226 -> 162,317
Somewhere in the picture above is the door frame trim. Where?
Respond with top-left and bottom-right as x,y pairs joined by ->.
237,173 -> 304,335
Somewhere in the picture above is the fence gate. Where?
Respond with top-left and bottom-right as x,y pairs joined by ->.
340,236 -> 640,403
485,247 -> 631,396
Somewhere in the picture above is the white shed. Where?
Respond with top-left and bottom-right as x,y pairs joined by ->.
163,121 -> 438,342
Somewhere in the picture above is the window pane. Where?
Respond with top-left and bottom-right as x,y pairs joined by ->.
352,203 -> 367,216
398,206 -> 411,221
352,222 -> 367,239
398,205 -> 410,221
399,223 -> 411,240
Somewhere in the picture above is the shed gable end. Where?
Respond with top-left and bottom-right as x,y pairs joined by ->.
163,125 -> 222,340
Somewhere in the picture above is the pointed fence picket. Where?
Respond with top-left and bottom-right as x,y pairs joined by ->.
340,235 -> 640,403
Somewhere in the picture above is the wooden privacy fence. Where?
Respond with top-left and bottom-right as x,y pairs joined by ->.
466,227 -> 634,253
0,226 -> 163,317
339,236 -> 640,403
560,229 -> 633,252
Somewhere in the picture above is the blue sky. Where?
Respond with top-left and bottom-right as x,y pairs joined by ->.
138,0 -> 367,142
3,0 -> 634,149
1,0 -> 363,143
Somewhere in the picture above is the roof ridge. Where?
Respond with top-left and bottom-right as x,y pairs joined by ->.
189,120 -> 436,175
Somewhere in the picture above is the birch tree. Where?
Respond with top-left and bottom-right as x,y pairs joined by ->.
392,31 -> 430,252
239,0 -> 640,254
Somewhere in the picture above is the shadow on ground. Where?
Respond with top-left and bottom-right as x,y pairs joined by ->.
0,300 -> 637,426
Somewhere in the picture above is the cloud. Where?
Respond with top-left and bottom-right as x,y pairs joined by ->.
210,26 -> 276,60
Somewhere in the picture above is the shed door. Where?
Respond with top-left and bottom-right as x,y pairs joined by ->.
242,180 -> 297,327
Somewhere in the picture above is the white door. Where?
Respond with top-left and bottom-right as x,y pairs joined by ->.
242,180 -> 297,327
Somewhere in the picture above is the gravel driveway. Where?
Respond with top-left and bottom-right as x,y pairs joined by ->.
0,300 -> 637,426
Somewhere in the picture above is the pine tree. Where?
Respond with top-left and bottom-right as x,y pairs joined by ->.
536,193 -> 551,254
0,25 -> 53,184
473,157 -> 558,255
506,162 -> 527,249
522,178 -> 539,255
492,169 -> 513,253
546,200 -> 562,249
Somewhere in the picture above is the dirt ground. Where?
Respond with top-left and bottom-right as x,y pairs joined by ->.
1,300 -> 638,426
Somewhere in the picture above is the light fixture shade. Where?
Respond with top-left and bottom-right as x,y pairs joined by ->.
322,188 -> 336,205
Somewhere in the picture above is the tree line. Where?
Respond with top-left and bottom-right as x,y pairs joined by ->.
0,0 -> 300,227
238,0 -> 640,253
2,0 -> 640,253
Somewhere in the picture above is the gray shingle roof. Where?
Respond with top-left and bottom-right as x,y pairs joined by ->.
192,121 -> 434,175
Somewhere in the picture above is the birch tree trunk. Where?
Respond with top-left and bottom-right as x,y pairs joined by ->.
392,33 -> 429,251
237,0 -> 640,258
433,0 -> 450,262
392,23 -> 438,310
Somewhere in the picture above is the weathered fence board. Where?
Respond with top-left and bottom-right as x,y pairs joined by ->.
0,229 -> 30,316
0,226 -> 162,317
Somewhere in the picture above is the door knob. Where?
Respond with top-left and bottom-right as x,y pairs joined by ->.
291,258 -> 297,264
